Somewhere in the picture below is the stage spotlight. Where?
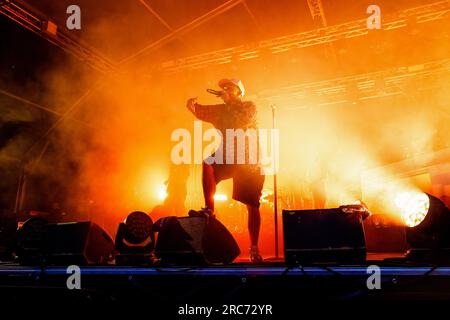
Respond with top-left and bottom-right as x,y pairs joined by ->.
395,192 -> 430,227
214,193 -> 228,201
397,192 -> 450,261
158,187 -> 168,200
115,211 -> 155,265
42,20 -> 58,36
15,218 -> 48,265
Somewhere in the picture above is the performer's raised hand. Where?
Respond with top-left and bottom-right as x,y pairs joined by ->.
186,97 -> 198,113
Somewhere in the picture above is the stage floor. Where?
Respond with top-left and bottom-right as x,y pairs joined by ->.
2,252 -> 449,279
2,254 -> 450,315
1,264 -> 450,276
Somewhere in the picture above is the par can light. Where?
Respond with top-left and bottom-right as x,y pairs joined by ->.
115,211 -> 155,265
398,193 -> 450,262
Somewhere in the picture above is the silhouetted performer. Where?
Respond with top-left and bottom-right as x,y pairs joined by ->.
186,78 -> 265,263
163,163 -> 190,215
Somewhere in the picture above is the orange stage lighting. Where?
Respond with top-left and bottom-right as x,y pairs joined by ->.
214,193 -> 228,201
395,191 -> 430,227
158,186 -> 168,201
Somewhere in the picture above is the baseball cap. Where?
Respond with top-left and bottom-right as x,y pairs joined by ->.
218,78 -> 245,97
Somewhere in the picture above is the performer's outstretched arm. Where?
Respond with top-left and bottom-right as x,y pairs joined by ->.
186,97 -> 224,124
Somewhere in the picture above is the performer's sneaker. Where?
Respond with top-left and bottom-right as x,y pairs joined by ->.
188,207 -> 215,219
249,245 -> 263,264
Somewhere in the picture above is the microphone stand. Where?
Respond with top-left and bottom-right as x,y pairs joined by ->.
265,104 -> 280,262
272,104 -> 279,259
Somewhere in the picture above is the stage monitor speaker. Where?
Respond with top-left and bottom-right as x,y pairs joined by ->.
283,207 -> 367,264
0,210 -> 17,261
154,216 -> 240,265
43,221 -> 115,265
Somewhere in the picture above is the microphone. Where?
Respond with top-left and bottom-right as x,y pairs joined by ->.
206,89 -> 223,97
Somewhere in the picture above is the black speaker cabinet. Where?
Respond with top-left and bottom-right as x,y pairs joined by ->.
155,216 -> 240,265
283,208 -> 367,264
43,221 -> 115,265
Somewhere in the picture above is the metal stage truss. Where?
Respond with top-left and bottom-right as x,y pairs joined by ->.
158,1 -> 450,74
0,0 -> 117,74
1,265 -> 450,277
250,59 -> 450,106
2,264 -> 450,307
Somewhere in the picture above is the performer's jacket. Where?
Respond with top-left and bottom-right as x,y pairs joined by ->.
192,100 -> 260,165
